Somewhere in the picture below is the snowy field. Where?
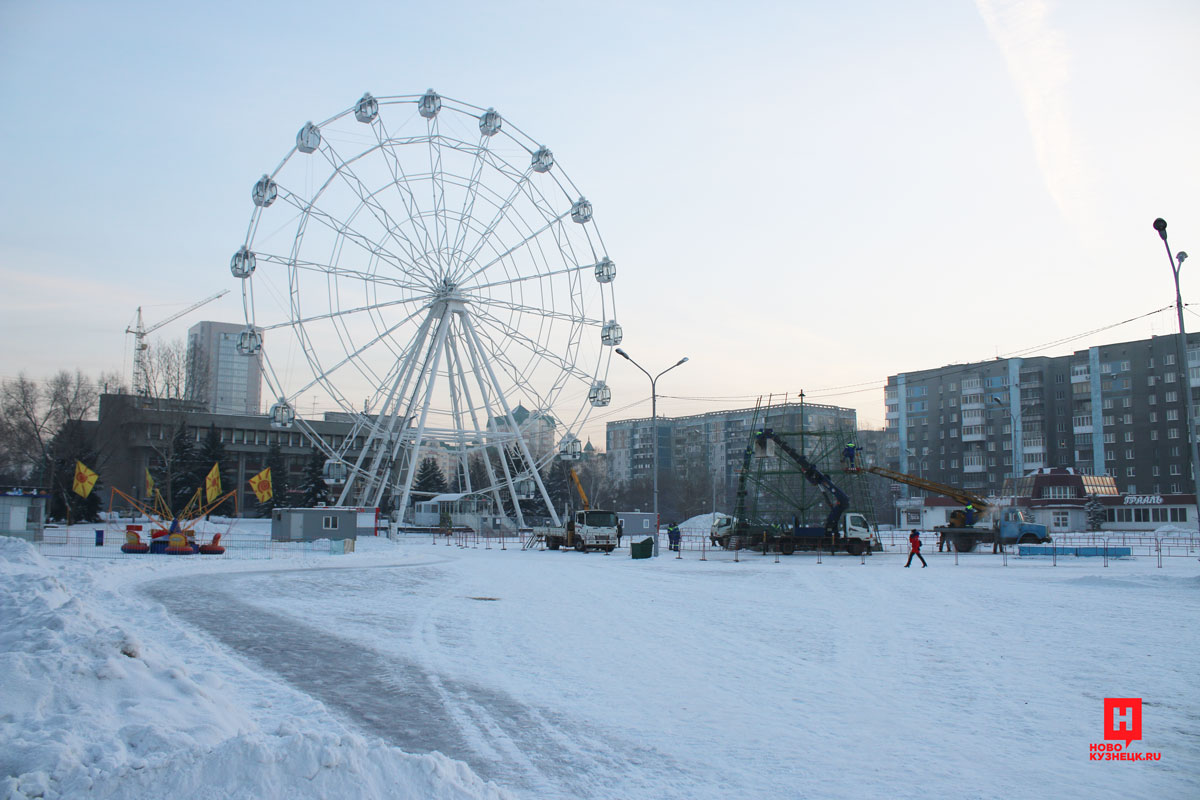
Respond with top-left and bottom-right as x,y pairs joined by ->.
3,526 -> 1199,800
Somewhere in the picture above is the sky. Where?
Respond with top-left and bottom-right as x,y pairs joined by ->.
2,0 -> 1199,447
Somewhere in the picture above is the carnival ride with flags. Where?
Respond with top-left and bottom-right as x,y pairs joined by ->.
109,464 -> 239,555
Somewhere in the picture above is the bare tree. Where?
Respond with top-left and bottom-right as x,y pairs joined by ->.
141,338 -> 189,399
0,370 -> 100,481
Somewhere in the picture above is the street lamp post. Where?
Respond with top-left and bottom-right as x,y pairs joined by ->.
615,348 -> 689,556
1153,218 -> 1200,540
990,395 -> 1020,487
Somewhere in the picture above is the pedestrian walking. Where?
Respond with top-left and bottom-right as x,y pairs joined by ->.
905,529 -> 927,568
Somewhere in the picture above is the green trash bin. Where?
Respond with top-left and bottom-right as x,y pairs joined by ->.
630,536 -> 653,559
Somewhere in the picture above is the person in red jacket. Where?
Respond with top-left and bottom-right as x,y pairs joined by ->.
905,529 -> 927,568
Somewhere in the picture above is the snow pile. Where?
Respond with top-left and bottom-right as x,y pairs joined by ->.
0,536 -> 511,800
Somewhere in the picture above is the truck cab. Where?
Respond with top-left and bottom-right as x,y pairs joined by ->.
546,509 -> 618,552
995,509 -> 1050,545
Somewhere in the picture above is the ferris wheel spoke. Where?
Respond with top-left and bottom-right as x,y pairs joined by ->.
471,295 -> 603,328
450,133 -> 492,265
256,252 -> 426,293
473,307 -> 592,386
255,294 -> 428,333
457,210 -> 571,286
426,117 -> 452,280
277,188 -> 412,274
451,162 -> 535,283
317,138 -> 428,268
284,302 -> 431,400
467,260 -> 595,292
369,116 -> 439,261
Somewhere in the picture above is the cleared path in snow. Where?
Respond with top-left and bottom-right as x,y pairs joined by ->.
145,561 -> 679,799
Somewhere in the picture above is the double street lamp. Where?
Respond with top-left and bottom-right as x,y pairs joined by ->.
615,348 -> 688,557
1152,218 -> 1200,539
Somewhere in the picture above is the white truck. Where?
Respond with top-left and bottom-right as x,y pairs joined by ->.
541,509 -> 619,552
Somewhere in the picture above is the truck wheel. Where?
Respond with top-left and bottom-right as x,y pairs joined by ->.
547,537 -> 560,550
955,534 -> 977,552
779,537 -> 796,556
1018,533 -> 1039,544
729,535 -> 743,551
576,540 -> 587,552
845,539 -> 863,556
604,546 -> 615,553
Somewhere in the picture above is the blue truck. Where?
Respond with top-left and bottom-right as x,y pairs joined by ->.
865,466 -> 1050,551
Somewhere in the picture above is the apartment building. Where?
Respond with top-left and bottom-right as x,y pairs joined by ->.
885,333 -> 1200,495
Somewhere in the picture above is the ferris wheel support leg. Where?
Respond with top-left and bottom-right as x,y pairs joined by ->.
460,313 -> 560,528
337,310 -> 436,507
447,335 -> 507,518
393,303 -> 456,513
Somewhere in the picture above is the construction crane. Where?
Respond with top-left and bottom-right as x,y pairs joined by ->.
126,290 -> 230,395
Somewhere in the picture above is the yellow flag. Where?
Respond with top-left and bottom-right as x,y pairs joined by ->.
145,468 -> 155,497
249,467 -> 273,503
72,460 -> 98,498
205,463 -> 222,503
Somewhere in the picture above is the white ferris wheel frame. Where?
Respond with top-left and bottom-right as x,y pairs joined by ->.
231,90 -> 620,527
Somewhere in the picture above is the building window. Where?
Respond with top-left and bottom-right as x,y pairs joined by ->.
1125,448 -> 1134,459
1052,511 -> 1070,530
1167,409 -> 1180,421
1103,433 -> 1115,444
1165,353 -> 1176,365
1166,391 -> 1179,402
1126,467 -> 1136,477
1150,412 -> 1158,423
322,515 -> 339,530
1152,465 -> 1161,476
1169,428 -> 1180,439
1170,464 -> 1181,475
1171,507 -> 1188,522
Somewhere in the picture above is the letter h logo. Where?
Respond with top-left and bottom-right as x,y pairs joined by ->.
1104,698 -> 1142,747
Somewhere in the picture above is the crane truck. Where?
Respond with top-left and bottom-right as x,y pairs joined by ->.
863,466 -> 1050,551
710,428 -> 880,555
541,468 -> 618,552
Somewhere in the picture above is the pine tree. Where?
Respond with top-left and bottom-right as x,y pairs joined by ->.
413,456 -> 448,499
197,423 -> 234,516
46,420 -> 102,522
1085,495 -> 1106,533
256,443 -> 292,517
166,420 -> 200,513
300,448 -> 328,507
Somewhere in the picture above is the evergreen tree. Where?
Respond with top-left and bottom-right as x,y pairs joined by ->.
46,420 -> 102,522
256,443 -> 292,517
1085,495 -> 1106,533
468,454 -> 491,494
197,423 -> 234,516
299,448 -> 328,507
413,456 -> 448,500
165,420 -> 201,513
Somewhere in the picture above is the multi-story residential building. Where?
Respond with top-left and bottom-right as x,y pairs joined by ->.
186,321 -> 263,416
885,333 -> 1200,496
606,401 -> 859,510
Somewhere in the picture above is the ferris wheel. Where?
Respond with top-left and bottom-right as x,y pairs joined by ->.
230,90 -> 619,526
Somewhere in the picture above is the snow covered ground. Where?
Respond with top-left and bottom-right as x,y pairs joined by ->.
3,525 -> 1198,799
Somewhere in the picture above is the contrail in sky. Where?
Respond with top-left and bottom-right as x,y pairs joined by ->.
975,0 -> 1092,238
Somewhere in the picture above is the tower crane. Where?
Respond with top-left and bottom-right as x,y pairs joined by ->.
126,289 -> 230,395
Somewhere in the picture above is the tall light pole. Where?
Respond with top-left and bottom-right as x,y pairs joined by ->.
615,348 -> 688,556
990,395 -> 1019,488
1153,218 -> 1200,539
